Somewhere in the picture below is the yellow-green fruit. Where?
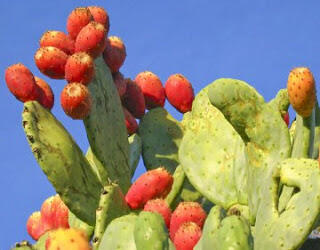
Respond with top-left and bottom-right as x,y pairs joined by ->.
45,228 -> 91,250
287,67 -> 316,117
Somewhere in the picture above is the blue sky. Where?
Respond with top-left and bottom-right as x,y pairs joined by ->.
1,0 -> 320,248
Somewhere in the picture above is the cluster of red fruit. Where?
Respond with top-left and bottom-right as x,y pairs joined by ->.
5,5 -> 195,136
125,168 -> 206,250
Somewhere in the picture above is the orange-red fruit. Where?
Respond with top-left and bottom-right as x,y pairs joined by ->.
35,77 -> 54,110
75,21 -> 106,58
143,199 -> 172,228
125,168 -> 173,209
34,46 -> 68,79
45,228 -> 91,250
287,67 -> 316,118
135,71 -> 165,109
123,106 -> 138,135
173,222 -> 202,250
60,82 -> 92,119
5,63 -> 40,102
67,7 -> 93,40
65,52 -> 94,85
165,74 -> 194,113
88,6 -> 110,33
103,36 -> 126,73
40,194 -> 69,229
169,201 -> 206,241
122,79 -> 145,119
112,72 -> 127,98
26,211 -> 50,241
40,31 -> 75,55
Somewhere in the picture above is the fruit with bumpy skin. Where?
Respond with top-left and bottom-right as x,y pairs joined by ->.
122,78 -> 146,119
65,52 -> 94,85
39,30 -> 75,55
143,198 -> 172,228
75,21 -> 106,58
287,67 -> 316,118
123,106 -> 138,135
5,63 -> 40,103
282,111 -> 289,127
165,73 -> 194,113
34,46 -> 68,79
34,77 -> 54,110
135,71 -> 166,109
88,6 -> 110,33
60,82 -> 92,119
169,201 -> 206,240
26,211 -> 49,240
41,195 -> 69,229
45,228 -> 91,250
173,222 -> 202,250
112,72 -> 127,98
103,36 -> 126,73
125,167 -> 173,209
67,7 -> 93,40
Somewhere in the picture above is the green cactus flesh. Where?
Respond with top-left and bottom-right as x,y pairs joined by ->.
99,214 -> 137,250
198,205 -> 253,250
86,147 -> 106,184
268,88 -> 290,116
139,107 -> 183,174
83,56 -> 131,192
93,183 -> 130,249
312,102 -> 320,159
134,211 -> 169,250
22,101 -> 101,225
254,158 -> 320,250
165,165 -> 185,206
179,102 -> 248,209
128,133 -> 142,178
11,241 -> 33,250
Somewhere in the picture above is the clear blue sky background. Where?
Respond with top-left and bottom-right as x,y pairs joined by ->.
1,0 -> 320,248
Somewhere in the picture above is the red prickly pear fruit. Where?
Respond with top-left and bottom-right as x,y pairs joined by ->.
39,31 -> 75,55
165,74 -> 194,113
135,71 -> 166,109
34,46 -> 68,79
287,67 -> 316,118
74,21 -> 107,58
60,82 -> 92,120
26,211 -> 50,240
103,36 -> 126,73
40,194 -> 69,229
122,79 -> 146,119
173,222 -> 202,250
123,106 -> 138,135
67,7 -> 93,40
5,63 -> 41,102
169,201 -> 206,241
88,6 -> 110,33
282,112 -> 289,127
125,167 -> 173,209
45,228 -> 91,250
34,77 -> 54,110
65,52 -> 95,86
112,72 -> 127,98
143,198 -> 172,228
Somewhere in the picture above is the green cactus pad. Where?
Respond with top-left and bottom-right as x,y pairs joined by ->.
84,56 -> 130,192
165,165 -> 185,206
22,101 -> 101,225
86,147 -> 106,184
139,107 -> 183,174
11,241 -> 33,250
254,158 -> 320,250
268,88 -> 290,115
68,211 -> 94,239
208,78 -> 265,142
93,183 -> 130,249
33,232 -> 49,250
179,104 -> 248,209
99,214 -> 137,250
312,103 -> 320,159
134,211 -> 169,250
128,133 -> 142,178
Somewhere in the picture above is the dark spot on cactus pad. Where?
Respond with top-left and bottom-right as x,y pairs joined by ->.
27,135 -> 34,143
101,188 -> 108,195
93,237 -> 99,243
97,206 -> 103,211
23,106 -> 29,113
228,207 -> 241,216
22,120 -> 28,128
32,147 -> 42,159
